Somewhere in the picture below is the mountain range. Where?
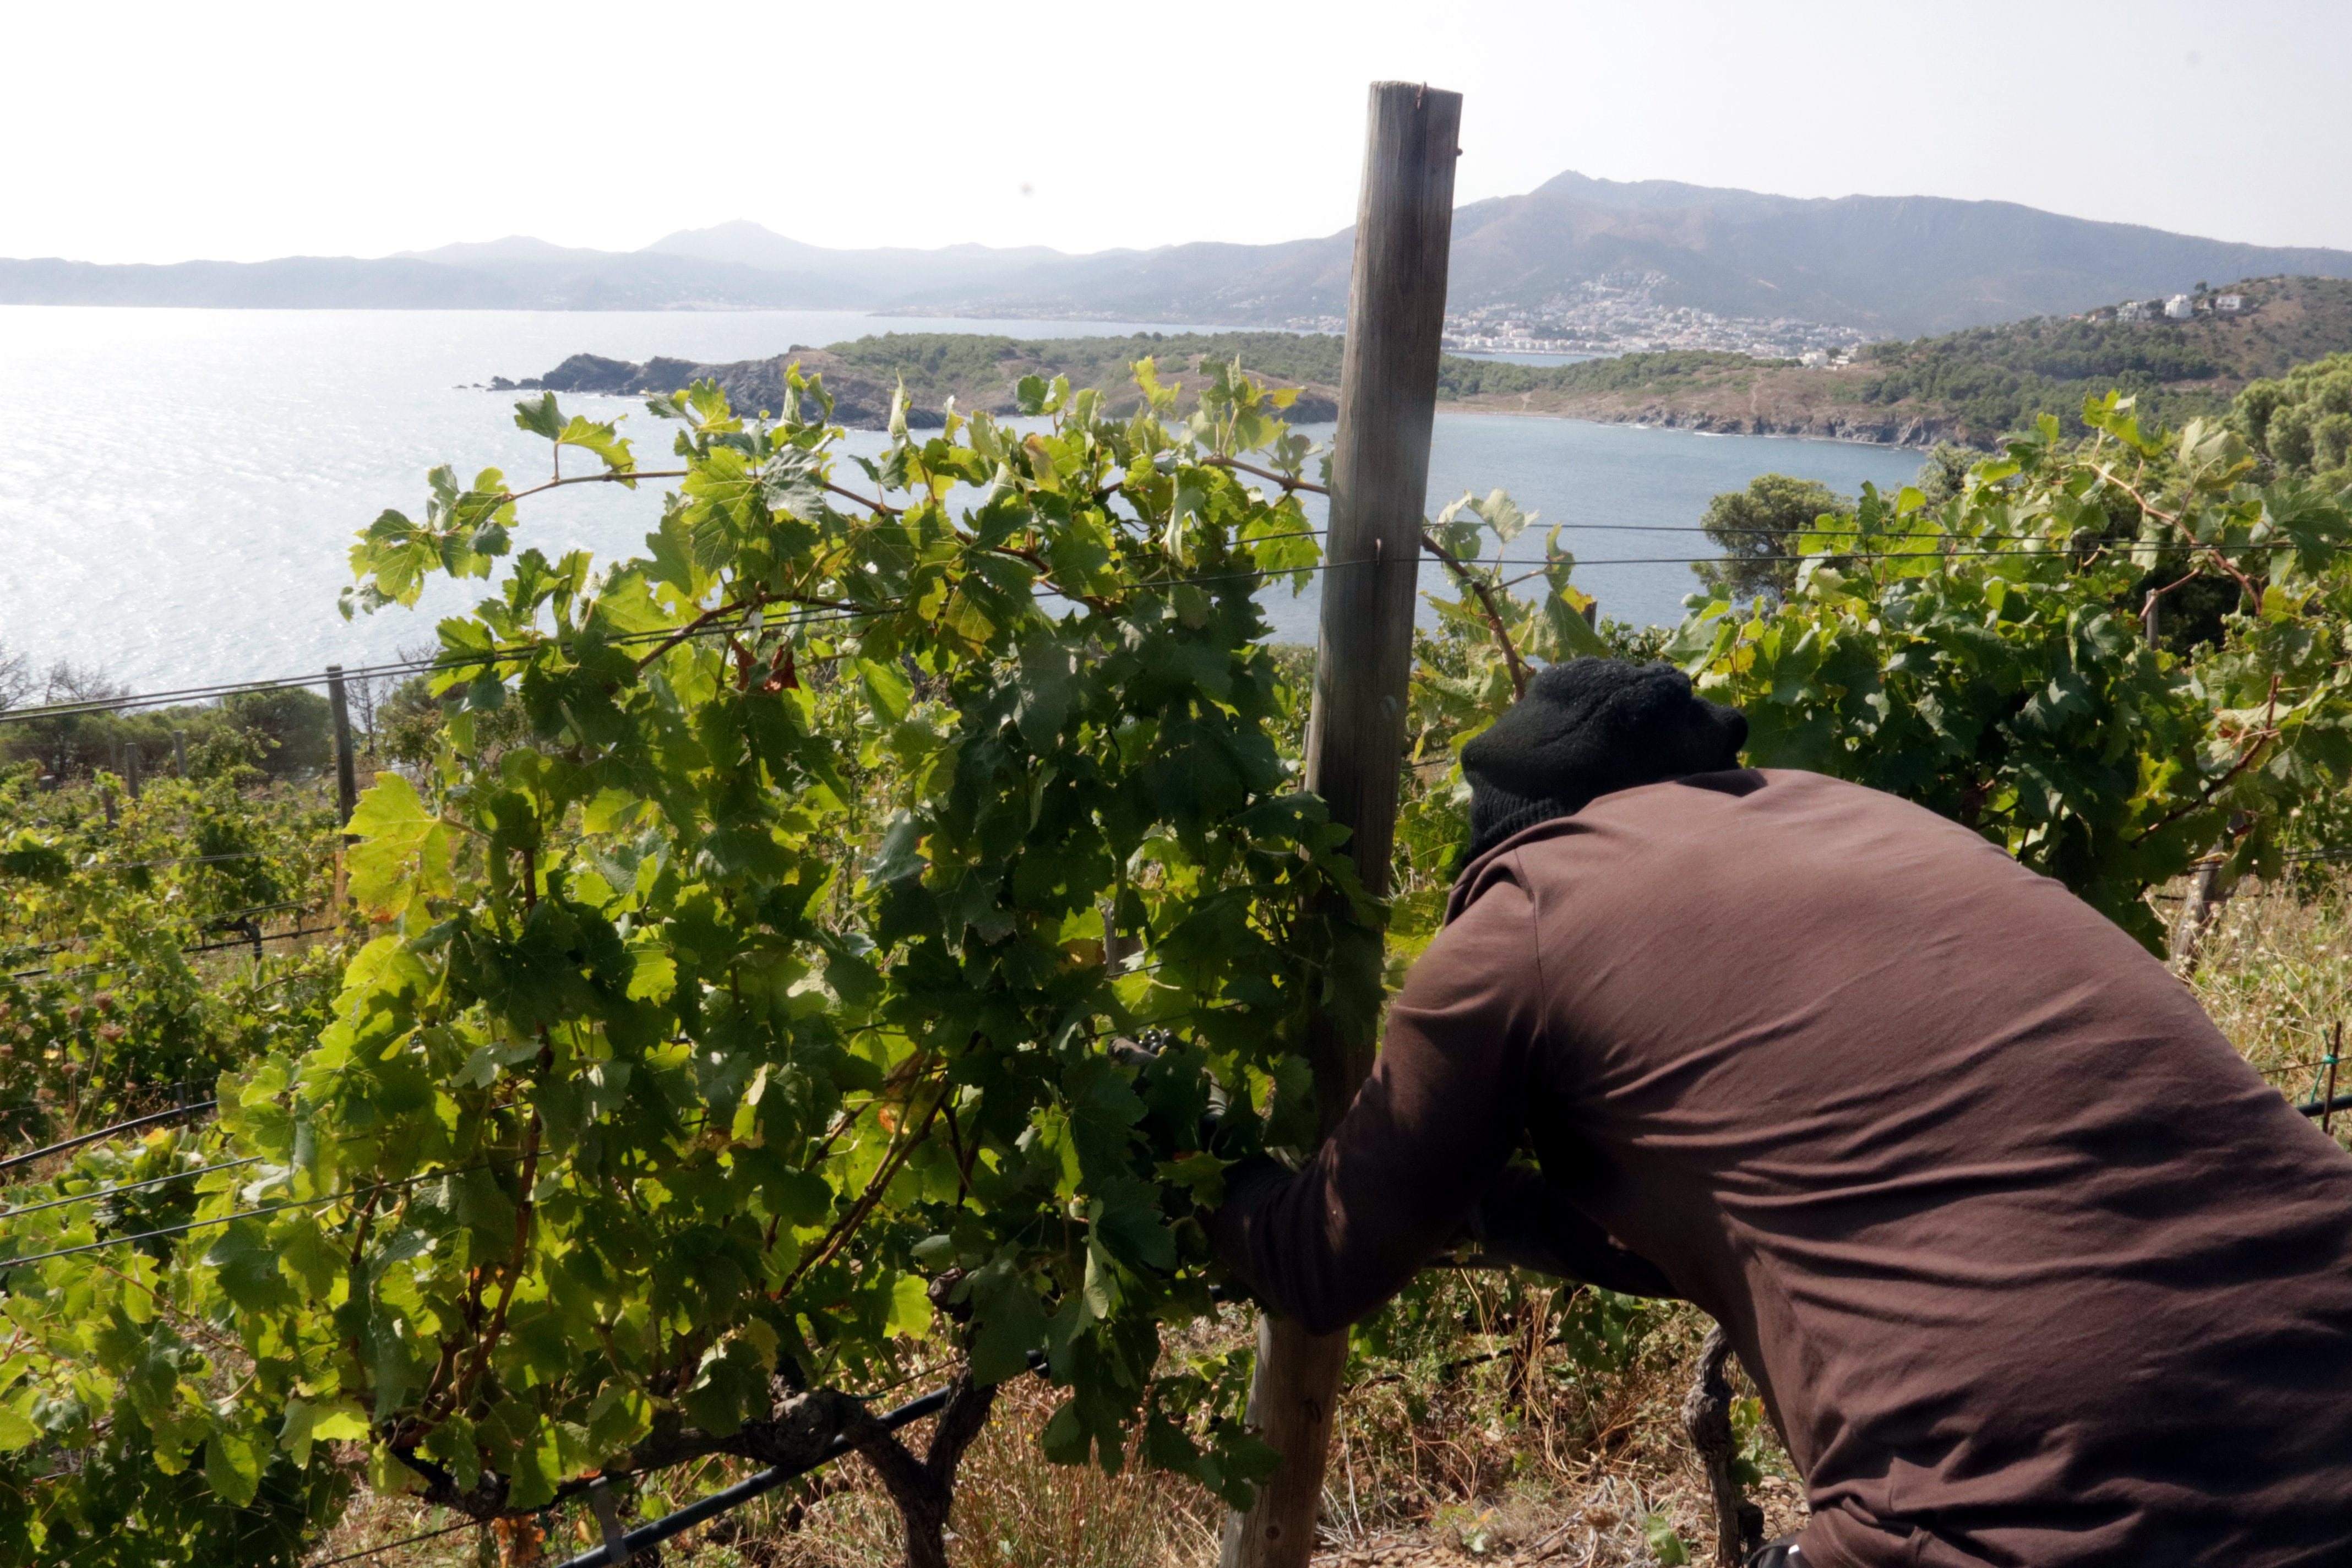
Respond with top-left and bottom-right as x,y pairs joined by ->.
7,172 -> 2350,339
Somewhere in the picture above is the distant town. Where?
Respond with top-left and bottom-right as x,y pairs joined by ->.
1432,270 -> 1870,361
1404,276 -> 2260,365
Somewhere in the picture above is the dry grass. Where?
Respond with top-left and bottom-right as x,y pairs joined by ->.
784,1377 -> 1222,1568
329,1300 -> 1774,1568
1306,1280 -> 1799,1568
2184,869 -> 2352,1128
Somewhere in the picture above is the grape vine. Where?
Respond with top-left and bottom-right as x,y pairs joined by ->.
0,362 -> 1409,1565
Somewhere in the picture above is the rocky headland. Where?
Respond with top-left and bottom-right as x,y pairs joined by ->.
492,333 -> 1341,432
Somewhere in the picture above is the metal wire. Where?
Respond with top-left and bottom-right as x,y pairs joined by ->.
0,1155 -> 263,1219
10,923 -> 342,982
3,515 -> 2291,728
305,1516 -> 481,1567
0,1154 -> 509,1270
0,1101 -> 219,1175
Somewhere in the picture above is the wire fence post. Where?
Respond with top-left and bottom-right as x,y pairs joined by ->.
326,665 -> 358,829
2325,1021 -> 2342,1138
124,743 -> 141,800
328,665 -> 358,929
2143,588 -> 2162,649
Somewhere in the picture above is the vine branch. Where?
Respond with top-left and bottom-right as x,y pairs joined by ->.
1420,530 -> 1531,700
2095,463 -> 2264,607
445,1110 -> 543,1418
2131,674 -> 2283,846
776,1074 -> 947,1300
633,591 -> 770,674
1207,455 -> 1328,496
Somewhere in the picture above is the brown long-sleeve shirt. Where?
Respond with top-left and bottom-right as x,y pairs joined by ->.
1213,769 -> 2352,1567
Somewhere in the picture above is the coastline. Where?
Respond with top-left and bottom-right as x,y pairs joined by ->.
1442,396 -> 1977,451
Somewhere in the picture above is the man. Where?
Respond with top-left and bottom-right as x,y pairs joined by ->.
1210,658 -> 2352,1567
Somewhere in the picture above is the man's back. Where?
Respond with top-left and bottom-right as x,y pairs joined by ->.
1219,768 -> 2352,1566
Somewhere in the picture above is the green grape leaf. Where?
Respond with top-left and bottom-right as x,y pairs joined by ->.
966,1263 -> 1050,1386
206,1219 -> 296,1314
345,774 -> 453,917
204,1424 -> 267,1508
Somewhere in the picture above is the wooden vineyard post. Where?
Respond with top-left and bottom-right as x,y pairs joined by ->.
327,665 -> 358,923
326,665 -> 358,828
123,743 -> 141,800
1220,79 -> 1461,1568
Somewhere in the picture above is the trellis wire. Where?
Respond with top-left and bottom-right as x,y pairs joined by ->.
0,1101 -> 219,1175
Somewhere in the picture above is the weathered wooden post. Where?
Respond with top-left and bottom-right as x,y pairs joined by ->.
328,665 -> 359,925
1220,79 -> 1461,1568
123,742 -> 141,800
326,665 -> 358,828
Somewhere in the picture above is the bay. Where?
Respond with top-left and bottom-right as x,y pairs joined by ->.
0,307 -> 1928,690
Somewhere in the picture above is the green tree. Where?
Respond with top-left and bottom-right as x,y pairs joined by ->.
2237,352 -> 2352,495
221,688 -> 333,778
1910,443 -> 1978,508
1691,474 -> 1855,603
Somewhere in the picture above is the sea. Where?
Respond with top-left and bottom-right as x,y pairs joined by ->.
0,307 -> 1929,692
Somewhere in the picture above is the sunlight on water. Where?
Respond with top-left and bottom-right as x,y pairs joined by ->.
0,308 -> 1929,688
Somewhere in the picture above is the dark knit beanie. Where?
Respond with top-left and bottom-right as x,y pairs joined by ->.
1460,658 -> 1748,862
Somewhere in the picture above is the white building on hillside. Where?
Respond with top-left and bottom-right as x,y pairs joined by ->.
2217,295 -> 2247,314
2165,294 -> 2195,319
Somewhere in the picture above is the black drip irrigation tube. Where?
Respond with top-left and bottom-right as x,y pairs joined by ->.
551,1354 -> 1044,1568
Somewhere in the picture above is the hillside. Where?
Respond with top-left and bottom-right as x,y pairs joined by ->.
1438,275 -> 2352,448
1457,172 -> 2352,336
893,173 -> 2352,344
10,171 -> 2350,342
498,276 -> 2352,448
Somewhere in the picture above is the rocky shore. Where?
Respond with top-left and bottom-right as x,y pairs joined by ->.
1447,360 -> 1989,450
493,350 -> 941,429
492,339 -> 1339,431
1459,396 -> 1972,449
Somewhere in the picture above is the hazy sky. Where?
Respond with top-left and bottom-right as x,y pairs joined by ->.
9,0 -> 2348,264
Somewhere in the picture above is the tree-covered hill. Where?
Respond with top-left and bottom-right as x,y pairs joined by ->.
1434,275 -> 2352,448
